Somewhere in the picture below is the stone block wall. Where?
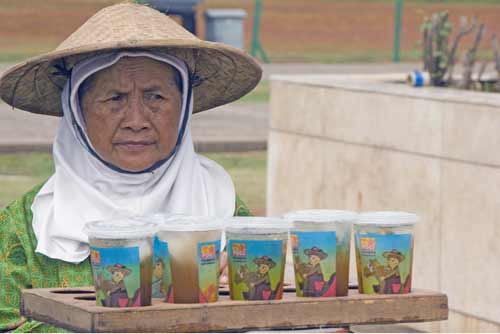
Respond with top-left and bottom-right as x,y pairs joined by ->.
267,75 -> 500,332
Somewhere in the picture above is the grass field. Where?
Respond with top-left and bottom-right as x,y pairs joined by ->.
1,0 -> 499,63
238,80 -> 269,103
0,152 -> 267,215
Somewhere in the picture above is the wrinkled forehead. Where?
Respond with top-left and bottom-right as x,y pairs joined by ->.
87,56 -> 181,91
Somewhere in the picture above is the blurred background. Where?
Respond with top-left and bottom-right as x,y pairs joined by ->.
2,0 -> 499,215
2,0 -> 500,63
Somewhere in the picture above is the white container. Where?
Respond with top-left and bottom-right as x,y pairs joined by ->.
156,216 -> 222,303
354,211 -> 419,295
134,213 -> 187,300
225,217 -> 291,301
285,210 -> 357,297
84,219 -> 157,307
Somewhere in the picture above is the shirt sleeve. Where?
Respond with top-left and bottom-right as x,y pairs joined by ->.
0,202 -> 64,333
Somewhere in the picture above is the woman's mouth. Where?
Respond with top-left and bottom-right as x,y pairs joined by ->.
114,141 -> 155,151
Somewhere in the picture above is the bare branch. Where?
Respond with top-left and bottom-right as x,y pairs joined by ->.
491,34 -> 500,91
446,16 -> 477,85
460,23 -> 485,89
427,12 -> 450,85
477,59 -> 488,82
492,34 -> 500,73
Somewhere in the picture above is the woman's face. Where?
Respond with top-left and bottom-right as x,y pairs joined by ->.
80,56 -> 182,172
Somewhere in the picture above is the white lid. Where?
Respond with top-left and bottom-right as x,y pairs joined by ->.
135,213 -> 187,226
284,209 -> 357,224
156,215 -> 222,232
356,211 -> 419,226
84,218 -> 157,239
225,217 -> 291,234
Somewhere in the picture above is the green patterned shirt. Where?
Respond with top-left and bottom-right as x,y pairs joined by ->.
0,183 -> 251,332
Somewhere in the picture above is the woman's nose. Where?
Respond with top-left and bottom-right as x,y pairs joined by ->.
121,94 -> 150,131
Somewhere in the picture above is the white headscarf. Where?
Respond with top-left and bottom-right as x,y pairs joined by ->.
31,52 -> 236,263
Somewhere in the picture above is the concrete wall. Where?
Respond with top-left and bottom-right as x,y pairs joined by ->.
267,75 -> 500,332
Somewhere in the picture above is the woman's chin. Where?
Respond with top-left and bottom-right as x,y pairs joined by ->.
113,156 -> 157,172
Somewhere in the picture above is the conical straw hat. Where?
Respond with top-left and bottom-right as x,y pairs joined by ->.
0,3 -> 262,116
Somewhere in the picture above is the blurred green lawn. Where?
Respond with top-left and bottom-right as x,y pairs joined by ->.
0,152 -> 266,215
238,80 -> 269,104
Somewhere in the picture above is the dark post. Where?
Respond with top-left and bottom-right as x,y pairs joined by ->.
393,0 -> 403,62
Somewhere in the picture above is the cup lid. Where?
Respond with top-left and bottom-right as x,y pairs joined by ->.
284,209 -> 357,224
135,213 -> 187,226
156,215 -> 222,232
356,211 -> 420,226
225,217 -> 291,234
84,218 -> 158,239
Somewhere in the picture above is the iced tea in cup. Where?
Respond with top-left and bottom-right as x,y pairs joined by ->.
225,217 -> 291,301
285,210 -> 357,297
354,212 -> 419,295
136,213 -> 186,301
156,216 -> 222,304
84,219 -> 157,307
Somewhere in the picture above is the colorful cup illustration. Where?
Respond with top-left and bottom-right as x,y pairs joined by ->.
84,219 -> 157,307
135,213 -> 186,302
285,210 -> 357,297
225,217 -> 291,301
354,211 -> 419,295
157,216 -> 222,304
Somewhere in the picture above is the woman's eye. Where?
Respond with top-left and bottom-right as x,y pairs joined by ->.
146,92 -> 164,101
110,94 -> 123,101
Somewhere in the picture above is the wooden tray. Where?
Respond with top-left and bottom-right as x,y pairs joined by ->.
21,286 -> 448,332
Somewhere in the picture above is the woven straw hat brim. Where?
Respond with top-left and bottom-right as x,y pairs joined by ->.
0,4 -> 262,116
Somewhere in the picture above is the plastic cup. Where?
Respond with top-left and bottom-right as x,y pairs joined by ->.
353,212 -> 419,295
135,213 -> 186,301
84,219 -> 157,307
156,216 -> 222,304
285,210 -> 357,297
225,217 -> 291,301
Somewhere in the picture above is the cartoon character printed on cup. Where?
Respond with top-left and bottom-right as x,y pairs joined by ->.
294,246 -> 336,297
363,249 -> 410,294
152,258 -> 173,302
235,256 -> 281,300
106,264 -> 132,306
94,263 -> 141,307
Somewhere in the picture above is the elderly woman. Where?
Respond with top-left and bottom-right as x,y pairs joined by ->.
0,3 -> 261,332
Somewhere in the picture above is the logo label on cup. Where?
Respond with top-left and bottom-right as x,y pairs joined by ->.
197,240 -> 220,303
360,237 -> 376,256
290,234 -> 299,249
232,243 -> 247,259
90,249 -> 101,264
200,244 -> 217,262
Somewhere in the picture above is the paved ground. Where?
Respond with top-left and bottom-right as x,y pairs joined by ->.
0,62 -> 418,152
0,100 -> 269,153
261,62 -> 418,80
